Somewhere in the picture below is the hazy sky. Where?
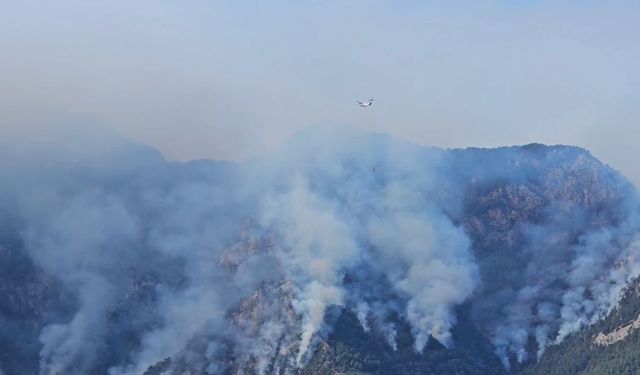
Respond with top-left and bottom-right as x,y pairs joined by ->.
1,1 -> 639,184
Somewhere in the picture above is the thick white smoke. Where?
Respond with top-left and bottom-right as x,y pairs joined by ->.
367,183 -> 478,351
486,160 -> 640,368
108,174 -> 246,375
252,128 -> 479,363
260,177 -> 361,364
3,124 -> 640,374
494,225 -> 640,368
22,192 -> 140,375
39,276 -> 114,375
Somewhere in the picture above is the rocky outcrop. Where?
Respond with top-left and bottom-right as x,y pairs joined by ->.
594,315 -> 640,346
2,130 -> 637,375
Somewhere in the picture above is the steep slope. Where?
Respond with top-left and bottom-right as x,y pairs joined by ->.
520,277 -> 640,375
301,307 -> 506,375
2,126 -> 639,374
274,143 -> 638,375
154,137 -> 636,374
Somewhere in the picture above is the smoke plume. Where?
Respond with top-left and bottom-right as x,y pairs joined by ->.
0,124 -> 639,373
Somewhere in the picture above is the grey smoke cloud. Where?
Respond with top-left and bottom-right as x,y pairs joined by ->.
1,122 -> 640,373
473,154 -> 640,368
250,126 -> 479,364
0,125 -> 248,374
367,184 -> 478,351
260,177 -> 361,364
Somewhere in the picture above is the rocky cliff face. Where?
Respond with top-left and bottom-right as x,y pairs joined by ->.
146,140 -> 638,374
1,127 -> 638,375
520,276 -> 640,375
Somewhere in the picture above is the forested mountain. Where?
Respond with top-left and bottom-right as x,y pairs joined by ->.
2,126 -> 639,374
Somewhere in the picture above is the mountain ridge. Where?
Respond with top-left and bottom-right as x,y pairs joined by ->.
0,127 -> 638,374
